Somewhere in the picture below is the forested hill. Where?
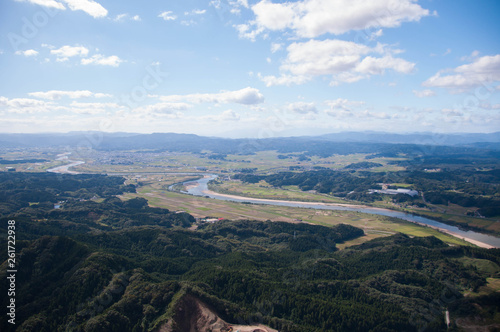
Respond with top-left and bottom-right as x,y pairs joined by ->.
1,172 -> 500,331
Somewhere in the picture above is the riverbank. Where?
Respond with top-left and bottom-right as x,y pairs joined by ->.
201,188 -> 495,249
202,188 -> 368,208
412,221 -> 495,249
47,160 -> 85,174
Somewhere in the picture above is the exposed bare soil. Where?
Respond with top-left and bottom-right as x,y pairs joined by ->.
156,294 -> 277,332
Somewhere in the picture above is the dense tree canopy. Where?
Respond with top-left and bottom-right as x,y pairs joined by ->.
0,172 -> 499,331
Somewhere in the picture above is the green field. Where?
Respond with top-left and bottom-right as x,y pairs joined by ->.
4,148 -> 498,242
121,175 -> 472,249
68,150 -> 408,174
209,179 -> 350,204
209,178 -> 500,236
403,208 -> 500,234
457,257 -> 500,277
1,148 -> 408,175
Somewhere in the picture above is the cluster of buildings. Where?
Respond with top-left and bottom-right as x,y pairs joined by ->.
368,188 -> 419,197
196,217 -> 225,224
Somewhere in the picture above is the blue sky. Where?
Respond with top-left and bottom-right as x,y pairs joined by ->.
1,0 -> 499,138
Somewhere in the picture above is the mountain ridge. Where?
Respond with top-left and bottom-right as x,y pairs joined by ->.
1,131 -> 499,148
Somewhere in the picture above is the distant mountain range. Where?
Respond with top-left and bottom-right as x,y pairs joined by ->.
316,131 -> 500,145
1,131 -> 499,153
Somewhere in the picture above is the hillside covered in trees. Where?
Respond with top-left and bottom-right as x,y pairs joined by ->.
1,173 -> 499,331
234,167 -> 500,220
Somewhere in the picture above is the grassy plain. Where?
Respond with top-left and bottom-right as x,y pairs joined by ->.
402,208 -> 500,235
210,180 -> 350,204
120,174 -> 472,249
459,256 -> 500,296
458,257 -> 500,277
1,149 -> 406,174
3,149 -> 497,245
72,150 -> 407,174
211,178 -> 500,236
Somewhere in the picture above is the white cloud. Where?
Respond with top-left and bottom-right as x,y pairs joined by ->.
61,0 -> 107,18
70,101 -> 119,108
185,9 -> 206,15
260,39 -> 415,86
460,50 -> 480,62
413,89 -> 436,98
270,43 -> 283,53
95,93 -> 112,98
287,101 -> 317,114
329,72 -> 365,85
243,0 -> 430,39
115,13 -> 127,21
441,108 -> 463,117
28,90 -> 108,100
359,110 -> 392,119
19,0 -> 108,17
324,108 -> 354,118
211,0 -> 248,16
209,0 -> 223,10
479,103 -> 500,110
284,39 -> 370,75
16,0 -> 65,10
134,103 -> 191,114
235,0 -> 249,8
324,98 -> 365,117
70,108 -> 104,115
114,13 -> 140,22
181,20 -> 197,26
0,97 -> 43,107
423,54 -> 500,92
0,96 -> 51,114
219,109 -> 240,121
15,49 -> 39,57
160,87 -> 264,105
51,45 -> 89,62
325,98 -> 365,109
356,55 -> 414,75
258,73 -> 309,87
202,109 -> 241,122
234,23 -> 265,42
211,0 -> 224,9
68,101 -> 121,115
81,54 -> 123,67
324,100 -> 398,120
159,11 -> 177,21
181,9 -> 206,25
370,29 -> 384,40
252,1 -> 295,31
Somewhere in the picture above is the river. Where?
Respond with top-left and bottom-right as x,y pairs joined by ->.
46,153 -> 85,174
43,161 -> 500,249
182,175 -> 500,249
47,161 -> 85,174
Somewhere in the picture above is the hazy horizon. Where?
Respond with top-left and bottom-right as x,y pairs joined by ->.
1,129 -> 500,142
